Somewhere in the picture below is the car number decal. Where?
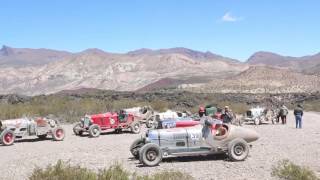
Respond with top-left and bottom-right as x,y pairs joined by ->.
110,118 -> 115,125
190,133 -> 200,140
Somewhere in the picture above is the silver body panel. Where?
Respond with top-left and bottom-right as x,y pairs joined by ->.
144,124 -> 259,158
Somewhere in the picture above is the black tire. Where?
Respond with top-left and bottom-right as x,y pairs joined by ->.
130,138 -> 145,159
73,122 -> 83,136
37,134 -> 47,139
52,127 -> 65,141
115,128 -> 122,134
130,121 -> 141,134
1,129 -> 15,146
227,138 -> 249,161
89,124 -> 101,138
139,143 -> 162,166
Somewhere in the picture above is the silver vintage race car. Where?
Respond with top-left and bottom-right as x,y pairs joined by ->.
130,119 -> 259,166
0,117 -> 65,146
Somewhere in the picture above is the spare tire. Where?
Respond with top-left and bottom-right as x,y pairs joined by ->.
227,138 -> 249,161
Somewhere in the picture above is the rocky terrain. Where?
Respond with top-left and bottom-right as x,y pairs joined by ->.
1,111 -> 319,180
247,51 -> 320,74
184,66 -> 320,93
0,45 -> 320,95
0,46 -> 247,95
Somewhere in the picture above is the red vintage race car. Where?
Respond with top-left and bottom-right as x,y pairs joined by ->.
73,111 -> 141,137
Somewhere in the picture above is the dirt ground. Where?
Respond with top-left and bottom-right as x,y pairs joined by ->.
1,111 -> 319,180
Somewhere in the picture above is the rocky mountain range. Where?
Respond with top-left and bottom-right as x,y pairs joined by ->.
247,51 -> 320,74
0,45 -> 319,95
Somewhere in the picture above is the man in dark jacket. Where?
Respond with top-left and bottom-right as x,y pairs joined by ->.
293,104 -> 303,129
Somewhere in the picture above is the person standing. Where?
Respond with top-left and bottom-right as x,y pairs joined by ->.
294,104 -> 304,129
279,105 -> 289,124
222,106 -> 234,124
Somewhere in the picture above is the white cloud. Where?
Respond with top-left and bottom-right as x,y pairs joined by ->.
221,12 -> 242,22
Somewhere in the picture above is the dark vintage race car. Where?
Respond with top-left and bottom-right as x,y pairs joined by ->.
130,119 -> 259,166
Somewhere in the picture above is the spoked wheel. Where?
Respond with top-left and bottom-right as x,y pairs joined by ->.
52,127 -> 65,141
73,122 -> 83,136
130,121 -> 141,134
130,138 -> 145,159
139,143 -> 162,166
1,129 -> 15,146
228,138 -> 249,161
89,124 -> 101,138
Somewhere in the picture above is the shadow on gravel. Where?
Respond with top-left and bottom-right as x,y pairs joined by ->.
14,137 -> 52,143
134,154 -> 228,167
162,154 -> 227,163
74,130 -> 136,137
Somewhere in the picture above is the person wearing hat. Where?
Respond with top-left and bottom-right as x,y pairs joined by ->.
293,104 -> 304,129
222,106 -> 234,123
198,106 -> 205,117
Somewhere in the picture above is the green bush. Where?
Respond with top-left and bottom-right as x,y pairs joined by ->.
271,159 -> 319,180
29,160 -> 194,180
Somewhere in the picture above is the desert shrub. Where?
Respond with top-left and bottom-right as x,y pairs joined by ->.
303,100 -> 320,112
98,163 -> 130,180
271,159 -> 319,180
149,100 -> 171,112
134,170 -> 194,180
29,160 -> 97,180
29,160 -> 194,180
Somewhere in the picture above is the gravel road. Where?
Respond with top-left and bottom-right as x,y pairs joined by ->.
1,111 -> 320,180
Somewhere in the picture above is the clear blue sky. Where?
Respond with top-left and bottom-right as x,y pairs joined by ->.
1,0 -> 319,60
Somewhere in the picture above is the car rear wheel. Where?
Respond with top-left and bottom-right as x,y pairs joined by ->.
89,124 -> 101,138
139,143 -> 162,166
228,138 -> 249,161
73,122 -> 83,136
130,138 -> 145,159
52,127 -> 65,141
1,129 -> 15,146
130,121 -> 141,134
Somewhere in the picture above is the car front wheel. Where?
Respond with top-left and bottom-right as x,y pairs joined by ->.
89,124 -> 101,138
73,122 -> 83,136
227,138 -> 249,161
130,138 -> 145,159
52,127 -> 65,141
139,143 -> 162,166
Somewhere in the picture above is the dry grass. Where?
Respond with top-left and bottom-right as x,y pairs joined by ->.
271,159 -> 319,180
29,160 -> 194,180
